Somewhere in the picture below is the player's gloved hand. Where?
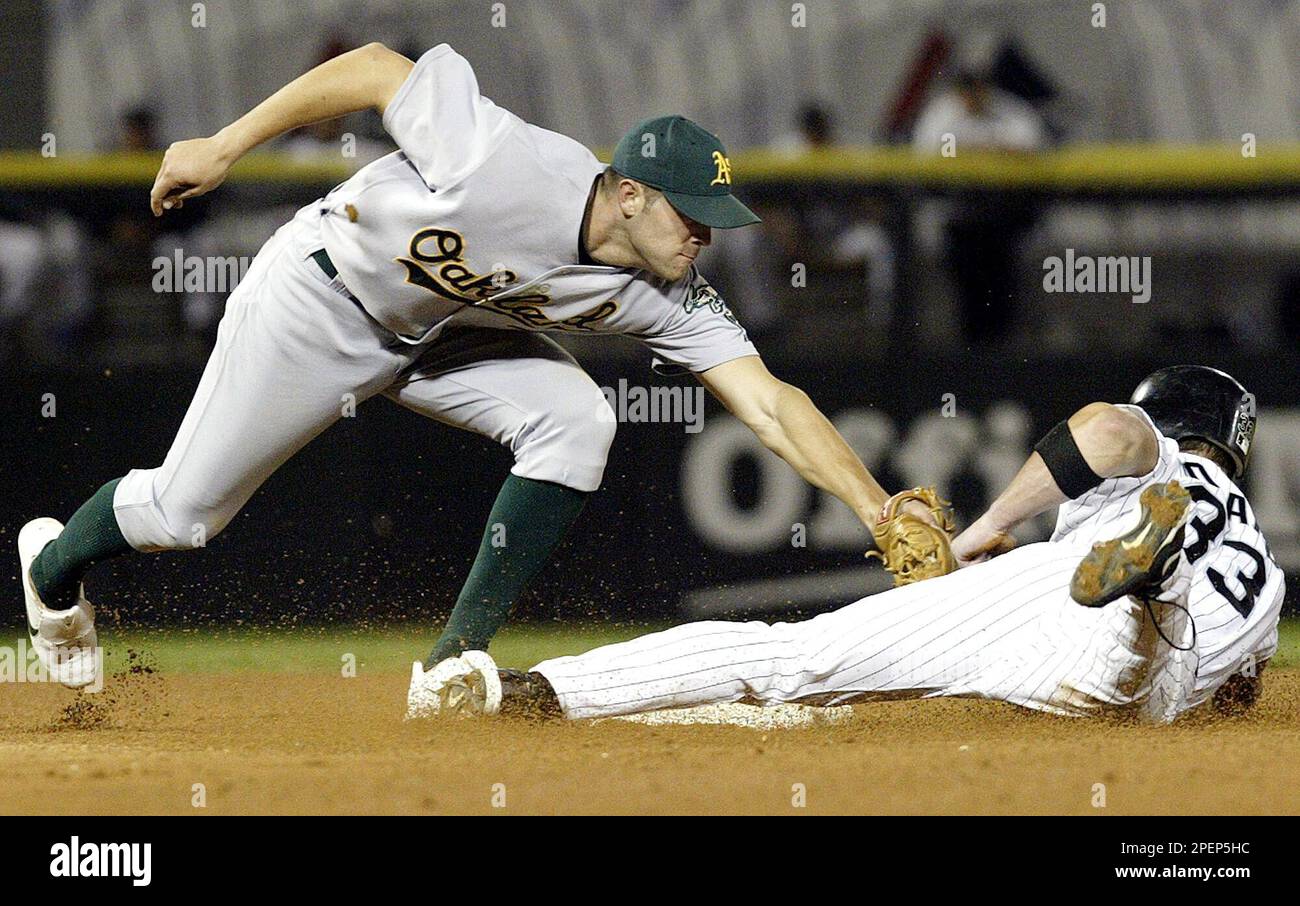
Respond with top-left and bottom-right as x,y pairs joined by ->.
866,487 -> 957,586
150,135 -> 239,216
951,516 -> 1018,567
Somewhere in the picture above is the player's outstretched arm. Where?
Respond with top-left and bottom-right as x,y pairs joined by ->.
698,356 -> 890,529
150,42 -> 413,216
953,402 -> 1159,564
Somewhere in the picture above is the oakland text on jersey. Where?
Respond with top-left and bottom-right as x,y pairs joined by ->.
396,224 -> 620,332
484,294 -> 620,332
397,226 -> 511,304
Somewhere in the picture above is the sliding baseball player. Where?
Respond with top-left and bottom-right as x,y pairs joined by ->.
437,365 -> 1283,724
18,43 -> 911,694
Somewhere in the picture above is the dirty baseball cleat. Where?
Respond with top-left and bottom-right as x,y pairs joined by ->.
1070,481 -> 1192,608
498,668 -> 562,719
18,518 -> 100,690
405,651 -> 502,719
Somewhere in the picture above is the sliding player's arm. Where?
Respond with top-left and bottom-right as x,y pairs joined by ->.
151,42 -> 413,215
953,402 -> 1159,564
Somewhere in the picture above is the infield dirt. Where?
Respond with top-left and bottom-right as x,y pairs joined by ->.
3,665 -> 1298,815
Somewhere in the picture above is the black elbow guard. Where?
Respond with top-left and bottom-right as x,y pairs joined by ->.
1034,419 -> 1103,499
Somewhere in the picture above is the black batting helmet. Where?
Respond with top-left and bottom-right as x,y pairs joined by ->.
1129,365 -> 1256,479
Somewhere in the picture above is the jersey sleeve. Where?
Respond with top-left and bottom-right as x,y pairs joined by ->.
1112,404 -> 1172,475
1050,404 -> 1182,541
640,268 -> 758,375
381,44 -> 519,190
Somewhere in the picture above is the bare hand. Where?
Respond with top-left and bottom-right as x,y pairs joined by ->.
150,135 -> 237,216
951,521 -> 1017,567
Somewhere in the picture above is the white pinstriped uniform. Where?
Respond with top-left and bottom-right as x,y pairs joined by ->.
534,407 -> 1285,723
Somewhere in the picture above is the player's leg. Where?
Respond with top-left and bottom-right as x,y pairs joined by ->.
1019,576 -> 1197,724
530,542 -> 1085,720
528,492 -> 1202,725
26,226 -> 406,613
1023,508 -> 1200,723
519,483 -> 1201,722
386,328 -> 615,668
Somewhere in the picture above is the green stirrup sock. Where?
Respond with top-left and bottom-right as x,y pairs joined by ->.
30,478 -> 132,610
425,475 -> 589,668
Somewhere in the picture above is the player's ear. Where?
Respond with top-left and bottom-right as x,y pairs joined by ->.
617,179 -> 647,218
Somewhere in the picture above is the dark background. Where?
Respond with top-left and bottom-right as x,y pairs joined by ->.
4,348 -> 1296,628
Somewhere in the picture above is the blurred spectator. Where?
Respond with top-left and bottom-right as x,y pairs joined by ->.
119,106 -> 159,152
90,105 -> 204,251
749,103 -> 897,337
912,69 -> 1046,156
773,103 -> 834,154
985,38 -> 1073,144
0,217 -> 44,363
0,210 -> 96,364
53,103 -> 209,351
912,70 -> 1047,344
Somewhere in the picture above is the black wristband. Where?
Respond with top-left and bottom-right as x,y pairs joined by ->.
1034,419 -> 1102,499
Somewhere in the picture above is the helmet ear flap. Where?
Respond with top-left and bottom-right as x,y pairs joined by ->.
1227,405 -> 1258,478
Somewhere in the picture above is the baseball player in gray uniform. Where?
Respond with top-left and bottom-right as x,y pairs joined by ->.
450,366 -> 1283,725
17,44 -> 902,698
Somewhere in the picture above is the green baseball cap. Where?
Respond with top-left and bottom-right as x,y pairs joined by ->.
611,115 -> 761,229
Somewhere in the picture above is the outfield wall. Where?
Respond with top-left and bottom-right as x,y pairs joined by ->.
5,350 -> 1296,627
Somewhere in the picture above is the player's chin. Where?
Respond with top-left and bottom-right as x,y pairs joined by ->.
655,256 -> 694,281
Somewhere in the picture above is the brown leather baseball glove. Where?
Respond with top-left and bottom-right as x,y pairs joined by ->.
866,487 -> 957,585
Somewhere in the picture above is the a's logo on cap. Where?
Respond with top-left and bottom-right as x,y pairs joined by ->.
709,150 -> 733,186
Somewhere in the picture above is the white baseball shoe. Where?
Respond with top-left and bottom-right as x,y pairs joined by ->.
18,518 -> 100,690
405,650 -> 502,720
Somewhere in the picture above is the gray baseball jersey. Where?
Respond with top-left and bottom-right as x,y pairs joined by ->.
295,43 -> 756,373
113,44 -> 757,552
